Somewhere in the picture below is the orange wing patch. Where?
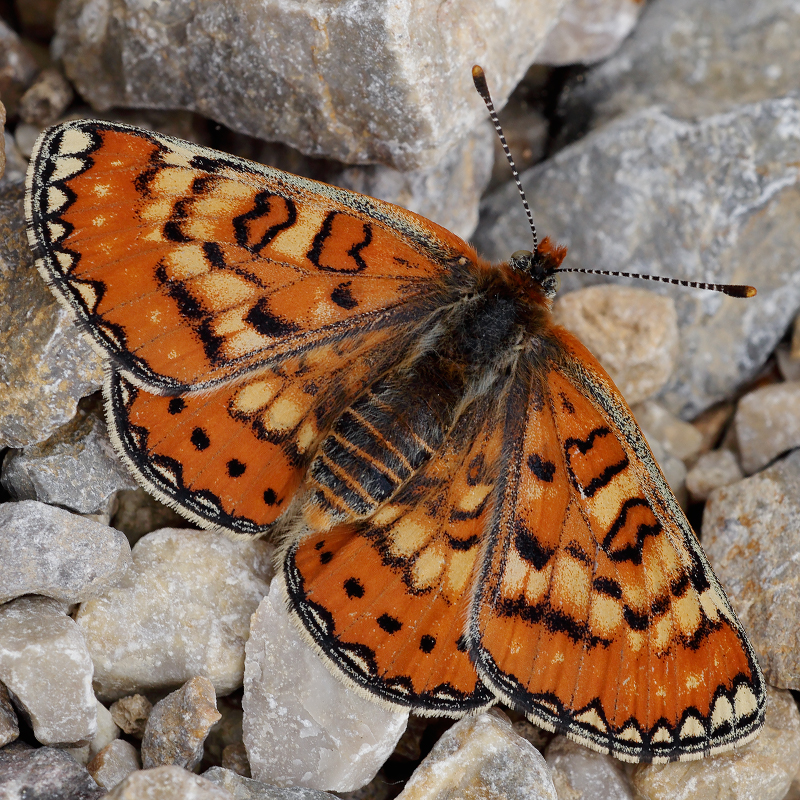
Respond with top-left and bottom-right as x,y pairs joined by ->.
26,120 -> 467,391
471,333 -> 765,762
283,400 -> 503,714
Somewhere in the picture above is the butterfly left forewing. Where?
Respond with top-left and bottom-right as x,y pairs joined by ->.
470,328 -> 766,762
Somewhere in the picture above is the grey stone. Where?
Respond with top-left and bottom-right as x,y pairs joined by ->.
142,677 -> 221,771
243,578 -> 407,792
0,596 -> 97,746
0,743 -> 105,800
0,19 -> 39,117
632,686 -> 800,800
545,735 -> 635,800
1,406 -> 138,516
0,682 -> 20,747
475,100 -> 800,418
557,0 -> 800,143
88,738 -> 141,791
52,0 -> 567,170
76,528 -> 273,700
0,132 -> 27,187
0,182 -> 104,449
0,100 -> 5,181
551,286 -> 679,405
18,68 -> 75,127
104,765 -> 234,799
395,711 -> 557,800
203,767 -> 339,799
685,449 -> 744,502
0,500 -> 131,604
221,744 -> 250,779
109,694 -> 152,738
735,381 -> 800,474
536,0 -> 644,66
632,401 -> 704,464
703,449 -> 800,688
14,120 -> 42,159
776,343 -> 800,382
111,488 -> 187,545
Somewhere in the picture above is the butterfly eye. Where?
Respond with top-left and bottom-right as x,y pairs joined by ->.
509,250 -> 533,273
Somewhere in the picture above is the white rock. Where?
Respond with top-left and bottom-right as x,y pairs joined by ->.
735,381 -> 800,474
104,765 -> 234,799
546,735 -> 635,799
396,711 -> 557,800
88,739 -> 142,791
243,578 -> 408,792
685,449 -> 743,501
75,528 -> 274,700
633,400 -> 704,464
0,596 -> 96,746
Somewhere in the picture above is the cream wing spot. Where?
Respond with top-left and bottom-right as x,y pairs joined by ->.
388,518 -> 431,557
159,146 -> 195,168
412,544 -> 446,589
501,548 -> 529,596
163,244 -> 213,280
51,156 -> 85,182
550,556 -> 591,610
575,708 -> 607,733
679,716 -> 705,739
151,166 -> 196,195
674,592 -> 702,636
58,128 -> 92,155
652,727 -> 672,744
734,685 -> 758,720
444,549 -> 477,600
524,563 -> 553,605
711,696 -> 734,730
47,186 -> 69,212
620,726 -> 643,743
588,594 -> 623,639
586,469 -> 639,530
269,207 -> 327,261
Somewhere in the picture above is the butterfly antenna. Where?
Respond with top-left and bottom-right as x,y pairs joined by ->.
472,65 -> 538,255
556,267 -> 757,298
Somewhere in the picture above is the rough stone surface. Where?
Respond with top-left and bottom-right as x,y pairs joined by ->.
0,18 -> 39,117
395,711 -> 557,800
476,100 -> 800,418
0,682 -> 20,747
557,0 -> 800,142
536,0 -> 644,66
0,131 -> 26,187
0,743 -> 106,800
552,286 -> 678,405
0,500 -> 132,605
0,182 -> 104,449
142,677 -> 221,771
91,699 -> 121,757
203,767 -> 339,799
2,405 -> 138,515
111,488 -> 187,545
632,401 -> 704,464
18,68 -> 74,127
0,596 -> 97,746
703,449 -> 800,688
110,694 -> 153,738
204,697 -> 244,771
88,738 -> 141,791
0,100 -> 5,181
52,0 -> 567,170
632,686 -> 800,800
685,449 -> 744,502
735,381 -> 800,474
104,765 -> 234,799
243,578 -> 408,792
76,528 -> 274,700
776,343 -> 800,382
545,735 -> 635,799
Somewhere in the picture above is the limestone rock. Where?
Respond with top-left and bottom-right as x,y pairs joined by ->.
685,449 -> 743,502
110,694 -> 153,738
536,0 -> 644,66
545,735 -> 635,799
476,100 -> 800,418
632,401 -> 704,464
88,738 -> 142,791
0,743 -> 105,800
0,19 -> 39,117
243,578 -> 408,792
0,500 -> 131,605
76,528 -> 274,700
703,449 -> 800,688
141,676 -> 221,771
735,381 -> 800,474
0,682 -> 20,747
203,766 -> 339,799
0,130 -> 27,187
52,0 -> 568,170
552,286 -> 678,405
0,182 -> 104,449
104,765 -> 234,799
632,686 -> 800,800
18,68 -> 74,127
0,100 -> 5,181
0,596 -> 97,746
395,711 -> 557,800
1,406 -> 138,516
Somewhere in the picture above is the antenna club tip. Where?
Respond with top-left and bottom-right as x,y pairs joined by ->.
472,64 -> 485,79
725,284 -> 757,298
471,65 -> 489,95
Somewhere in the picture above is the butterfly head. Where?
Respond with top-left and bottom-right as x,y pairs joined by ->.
509,236 -> 568,299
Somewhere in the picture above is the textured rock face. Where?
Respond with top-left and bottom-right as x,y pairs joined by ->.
52,0 -> 568,170
243,578 -> 408,792
476,100 -> 800,418
703,449 -> 800,689
75,528 -> 274,700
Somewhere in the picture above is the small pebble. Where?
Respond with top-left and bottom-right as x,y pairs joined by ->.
735,381 -> 800,474
18,67 -> 74,126
88,739 -> 141,791
141,676 -> 221,771
633,400 -> 704,464
221,743 -> 250,778
110,694 -> 153,738
104,765 -> 233,799
395,710 -> 557,799
685,449 -> 743,501
545,735 -> 635,800
0,682 -> 19,747
203,766 -> 339,798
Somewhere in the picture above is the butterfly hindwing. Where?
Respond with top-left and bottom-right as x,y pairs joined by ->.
470,329 -> 766,762
26,120 -> 468,392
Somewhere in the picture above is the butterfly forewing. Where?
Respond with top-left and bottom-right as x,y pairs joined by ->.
470,330 -> 766,761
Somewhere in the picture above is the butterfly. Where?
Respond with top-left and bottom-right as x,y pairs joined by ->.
25,79 -> 765,764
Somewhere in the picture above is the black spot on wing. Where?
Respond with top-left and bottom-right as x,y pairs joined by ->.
331,281 -> 358,310
191,427 -> 210,450
377,613 -> 402,634
514,521 -> 554,570
245,298 -> 301,338
528,453 -> 555,482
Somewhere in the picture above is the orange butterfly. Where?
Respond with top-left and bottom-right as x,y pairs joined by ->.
25,76 -> 765,763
